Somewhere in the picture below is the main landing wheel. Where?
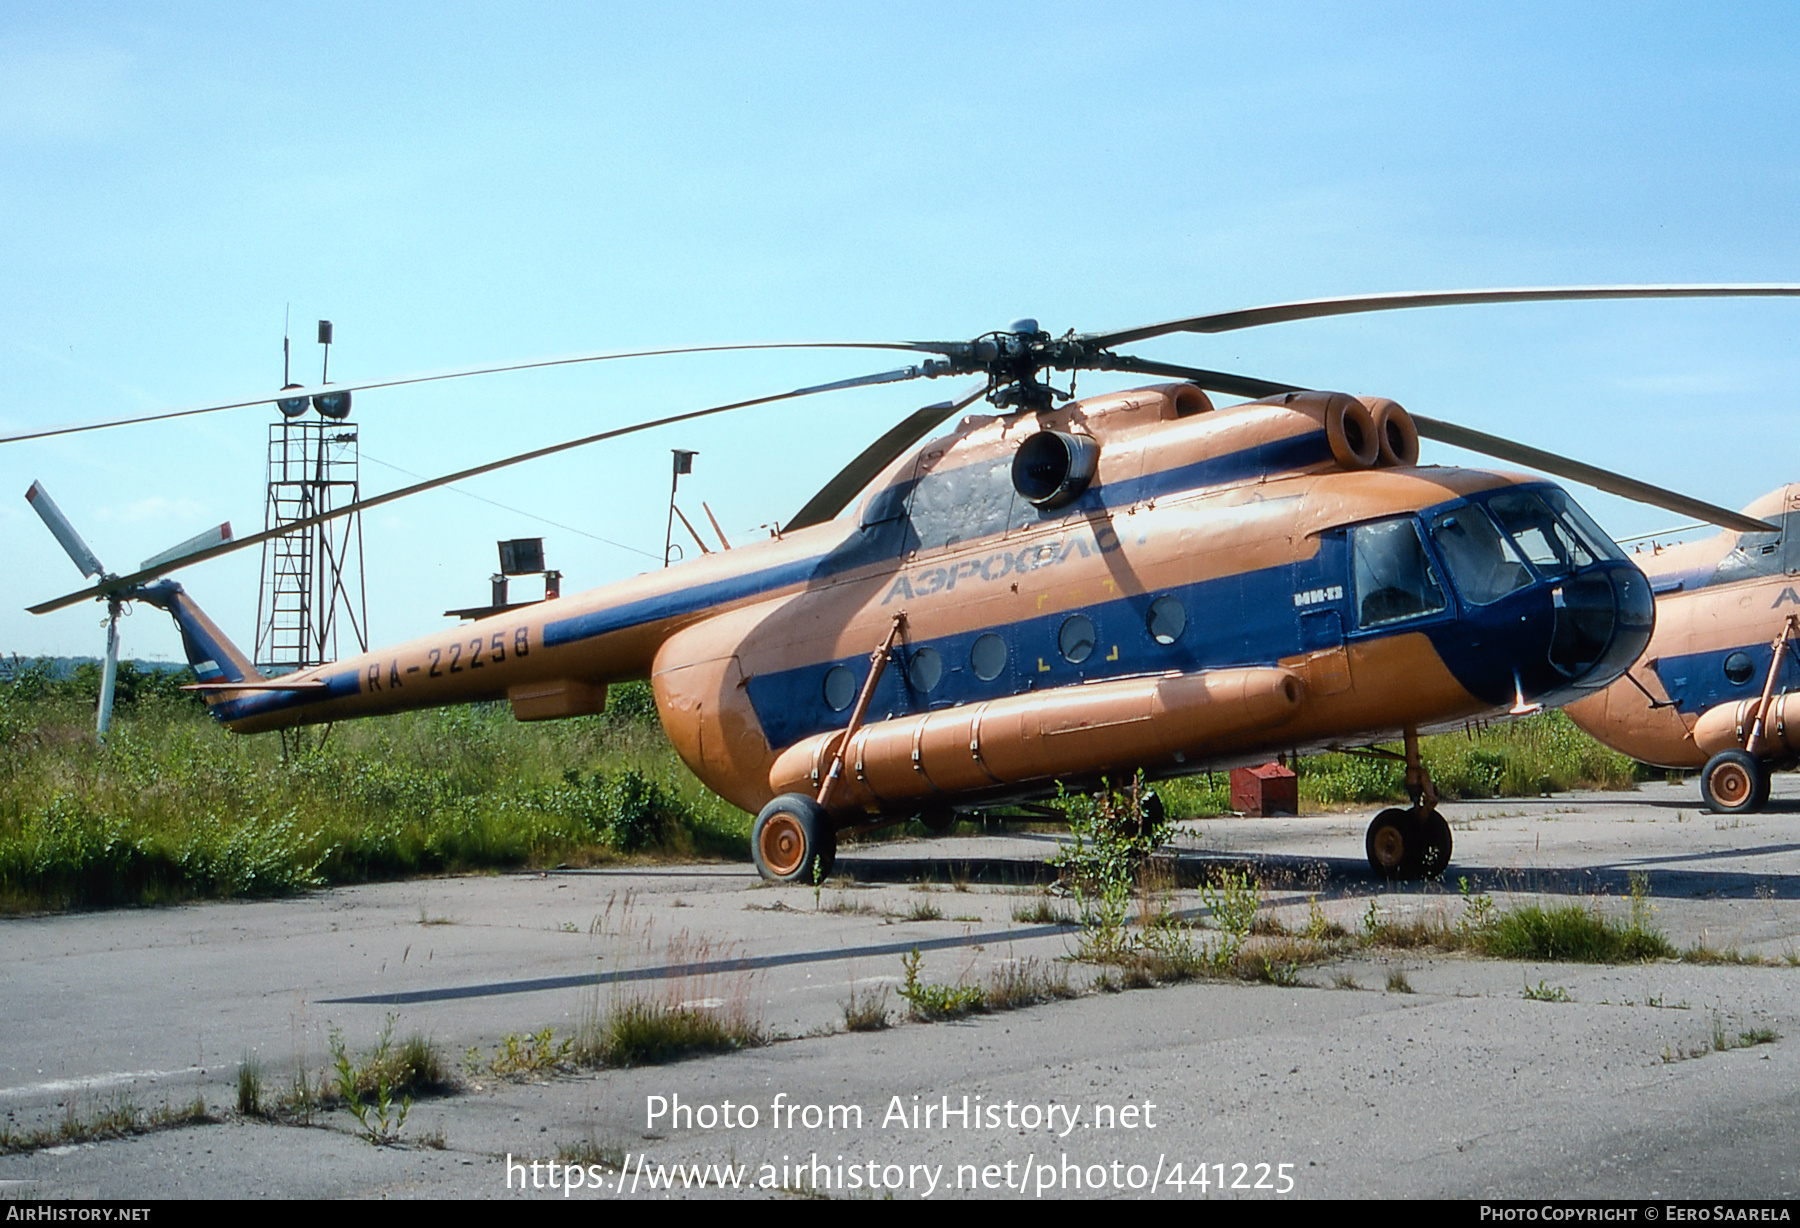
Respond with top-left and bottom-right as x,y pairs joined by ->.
1366,806 -> 1450,880
753,794 -> 837,883
1366,808 -> 1422,880
1419,808 -> 1453,878
1701,750 -> 1767,815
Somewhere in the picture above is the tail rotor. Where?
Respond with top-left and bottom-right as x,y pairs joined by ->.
24,480 -> 232,738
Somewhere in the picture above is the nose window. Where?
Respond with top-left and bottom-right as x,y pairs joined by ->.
1352,518 -> 1448,628
1429,506 -> 1532,605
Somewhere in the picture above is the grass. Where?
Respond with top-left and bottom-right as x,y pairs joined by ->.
559,1135 -> 626,1169
1385,969 -> 1414,994
236,1054 -> 263,1116
1153,709 -> 1644,817
897,948 -> 986,1020
0,1093 -> 211,1155
576,1001 -> 765,1066
1361,881 -> 1675,963
1011,897 -> 1073,925
1664,1014 -> 1781,1063
0,678 -> 751,913
841,983 -> 891,1031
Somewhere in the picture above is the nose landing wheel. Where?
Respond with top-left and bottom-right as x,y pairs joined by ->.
1365,726 -> 1453,880
1701,750 -> 1769,814
753,793 -> 837,883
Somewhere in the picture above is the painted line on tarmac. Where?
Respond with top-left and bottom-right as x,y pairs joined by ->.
0,1067 -> 204,1101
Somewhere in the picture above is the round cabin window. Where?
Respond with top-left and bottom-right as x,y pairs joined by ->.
1059,614 -> 1097,664
1724,650 -> 1756,686
823,665 -> 857,711
971,633 -> 1008,681
908,647 -> 944,694
1147,595 -> 1186,645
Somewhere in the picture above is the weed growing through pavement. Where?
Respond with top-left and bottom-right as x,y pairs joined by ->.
1522,980 -> 1571,1002
329,1017 -> 413,1146
236,1053 -> 263,1116
569,894 -> 766,1067
894,948 -> 1075,1021
1663,1012 -> 1780,1063
1363,884 -> 1673,962
469,1027 -> 574,1079
841,982 -> 891,1031
559,1135 -> 626,1170
898,948 -> 985,1021
1012,897 -> 1073,925
1386,969 -> 1414,994
1051,775 -> 1166,958
0,1091 -> 211,1155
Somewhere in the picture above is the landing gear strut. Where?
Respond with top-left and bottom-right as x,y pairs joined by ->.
1363,726 -> 1453,880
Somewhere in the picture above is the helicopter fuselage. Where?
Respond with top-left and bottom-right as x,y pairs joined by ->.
1566,484 -> 1800,775
158,382 -> 1652,823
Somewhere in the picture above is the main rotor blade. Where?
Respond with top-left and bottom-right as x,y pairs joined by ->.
1411,414 -> 1778,535
787,382 -> 988,530
1094,355 -> 1303,400
0,340 -> 948,445
28,363 -> 934,615
1087,285 -> 1800,349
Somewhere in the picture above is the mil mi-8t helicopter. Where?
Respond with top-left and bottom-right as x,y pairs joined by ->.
16,286 -> 1800,882
1567,482 -> 1800,814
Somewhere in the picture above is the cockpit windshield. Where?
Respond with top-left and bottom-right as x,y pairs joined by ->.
1486,489 -> 1604,579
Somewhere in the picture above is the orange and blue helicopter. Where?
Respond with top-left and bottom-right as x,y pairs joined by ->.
16,286 -> 1800,881
1567,482 -> 1800,813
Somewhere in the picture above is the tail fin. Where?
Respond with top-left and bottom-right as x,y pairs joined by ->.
133,580 -> 266,701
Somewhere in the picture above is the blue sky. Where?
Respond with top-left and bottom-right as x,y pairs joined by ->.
4,2 -> 1798,662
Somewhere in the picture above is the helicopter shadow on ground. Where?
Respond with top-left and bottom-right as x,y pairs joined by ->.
1546,793 -> 1800,816
837,837 -> 1800,902
1176,846 -> 1800,903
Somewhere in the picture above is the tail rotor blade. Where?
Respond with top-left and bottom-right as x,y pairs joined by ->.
1412,415 -> 1778,534
25,481 -> 106,578
139,522 -> 233,574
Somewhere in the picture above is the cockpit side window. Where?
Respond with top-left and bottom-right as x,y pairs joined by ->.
1352,518 -> 1448,629
1429,505 -> 1532,606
